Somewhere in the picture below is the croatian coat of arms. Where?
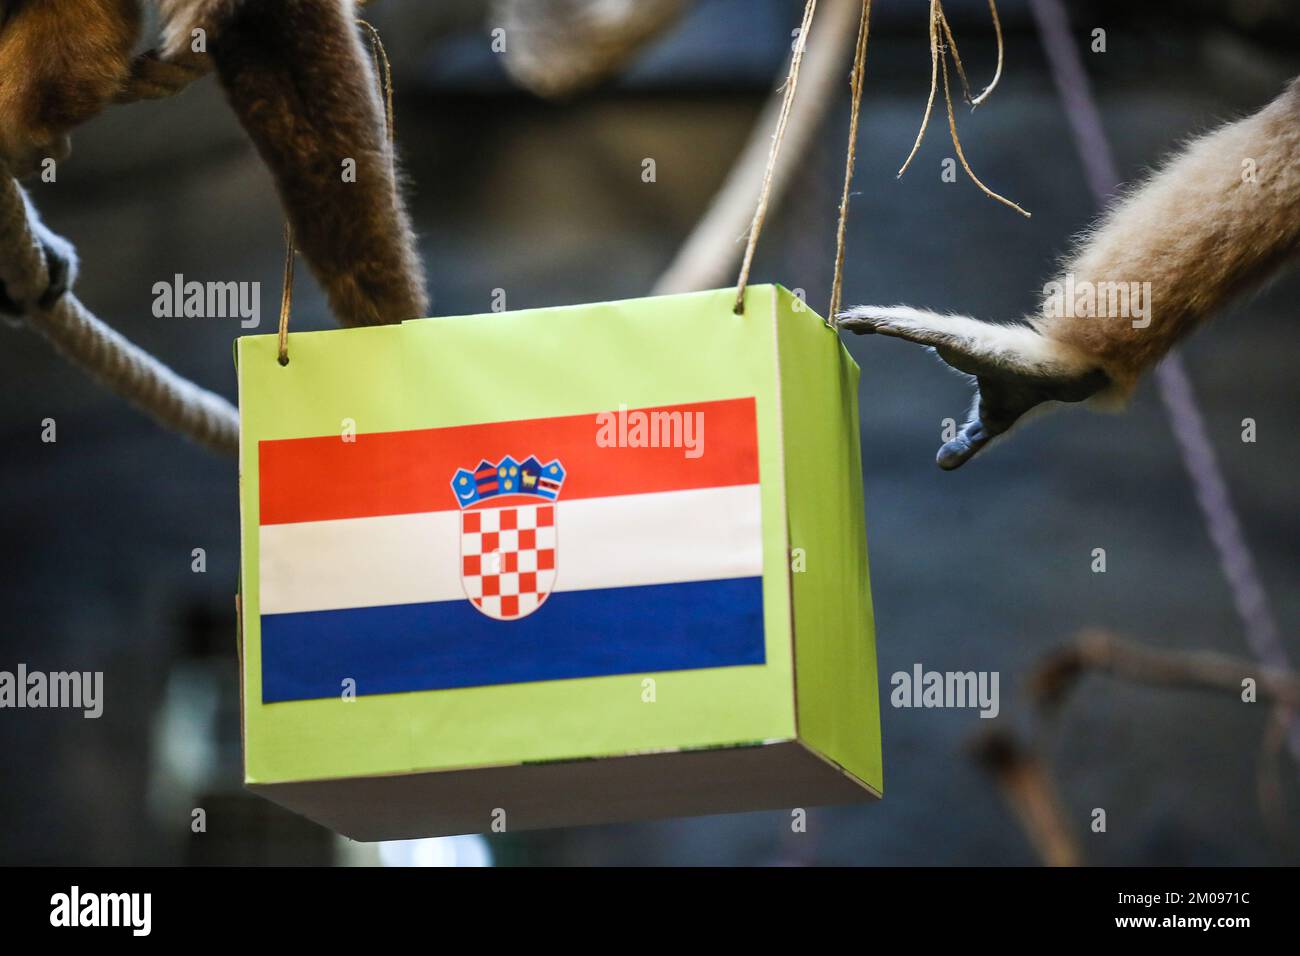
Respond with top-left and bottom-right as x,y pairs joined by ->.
451,456 -> 565,621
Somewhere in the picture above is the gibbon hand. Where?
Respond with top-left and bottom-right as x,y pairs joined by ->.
840,77 -> 1300,469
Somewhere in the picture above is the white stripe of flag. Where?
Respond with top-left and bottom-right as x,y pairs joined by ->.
259,484 -> 763,616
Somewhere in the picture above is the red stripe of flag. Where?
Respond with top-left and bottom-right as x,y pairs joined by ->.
258,397 -> 759,525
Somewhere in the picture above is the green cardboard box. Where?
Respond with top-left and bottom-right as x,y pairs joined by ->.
236,285 -> 881,839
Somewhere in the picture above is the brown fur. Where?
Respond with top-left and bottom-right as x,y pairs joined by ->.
166,0 -> 428,326
0,0 -> 428,328
1037,78 -> 1300,395
0,0 -> 141,176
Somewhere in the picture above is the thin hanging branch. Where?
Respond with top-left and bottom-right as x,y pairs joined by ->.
1030,628 -> 1300,713
898,0 -> 1027,216
937,5 -> 973,104
937,15 -> 1030,217
897,0 -> 941,178
975,627 -> 1300,862
969,729 -> 1082,866
970,0 -> 1005,108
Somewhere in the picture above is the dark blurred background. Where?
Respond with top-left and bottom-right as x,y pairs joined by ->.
2,0 -> 1297,865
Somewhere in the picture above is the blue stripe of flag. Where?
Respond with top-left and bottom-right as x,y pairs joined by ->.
260,577 -> 766,703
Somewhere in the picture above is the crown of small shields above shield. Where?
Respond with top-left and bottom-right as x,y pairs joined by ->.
451,455 -> 566,508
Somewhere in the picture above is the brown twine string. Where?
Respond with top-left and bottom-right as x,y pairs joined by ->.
732,0 -> 818,315
937,0 -> 1002,108
897,0 -> 1026,217
277,17 -> 396,365
897,0 -> 940,179
937,7 -> 1027,216
827,0 -> 872,325
970,0 -> 1004,108
938,5 -> 973,104
357,18 -> 396,144
275,222 -> 295,365
738,0 -> 1016,321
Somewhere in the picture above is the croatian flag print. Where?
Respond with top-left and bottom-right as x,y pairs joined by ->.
255,398 -> 766,702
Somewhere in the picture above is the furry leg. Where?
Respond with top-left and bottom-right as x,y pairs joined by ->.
158,0 -> 428,327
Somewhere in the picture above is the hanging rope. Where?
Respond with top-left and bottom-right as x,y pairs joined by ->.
0,174 -> 240,455
276,222 -> 296,366
653,0 -> 861,298
1028,0 -> 1298,767
827,0 -> 872,324
732,0 -> 819,315
935,0 -> 1005,109
897,0 -> 1027,217
358,17 -> 396,143
276,17 -> 396,365
728,0 -> 1020,316
970,0 -> 1004,108
897,0 -> 940,179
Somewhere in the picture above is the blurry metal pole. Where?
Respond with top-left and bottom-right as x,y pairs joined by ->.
653,0 -> 862,295
1029,0 -> 1299,766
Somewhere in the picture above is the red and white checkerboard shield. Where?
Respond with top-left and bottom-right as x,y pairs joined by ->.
460,502 -> 558,621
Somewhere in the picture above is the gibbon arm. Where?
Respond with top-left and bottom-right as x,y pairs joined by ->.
840,78 -> 1300,469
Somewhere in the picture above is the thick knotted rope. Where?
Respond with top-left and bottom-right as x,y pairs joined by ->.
0,173 -> 240,455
